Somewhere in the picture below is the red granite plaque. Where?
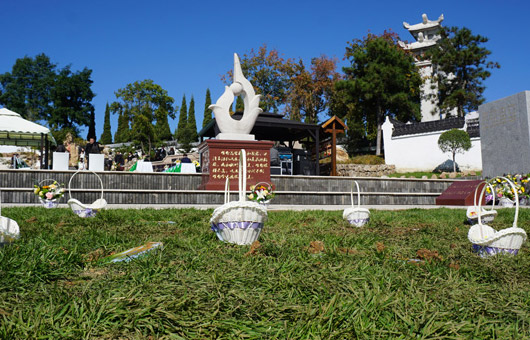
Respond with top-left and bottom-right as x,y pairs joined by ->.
436,180 -> 484,206
198,139 -> 274,190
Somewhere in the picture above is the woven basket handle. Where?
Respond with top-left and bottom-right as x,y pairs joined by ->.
68,170 -> 105,201
350,181 -> 361,209
224,176 -> 230,204
478,176 -> 519,228
473,181 -> 495,211
39,179 -> 58,187
238,149 -> 247,202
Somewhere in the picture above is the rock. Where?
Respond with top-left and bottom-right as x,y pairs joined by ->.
409,176 -> 416,179
421,175 -> 428,179
431,174 -> 438,179
400,175 -> 406,178
433,159 -> 460,173
440,173 -> 446,179
462,171 -> 469,176
469,171 -> 476,176
449,172 -> 457,179
381,175 -> 389,178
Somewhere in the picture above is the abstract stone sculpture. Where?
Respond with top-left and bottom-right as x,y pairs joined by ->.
209,53 -> 262,141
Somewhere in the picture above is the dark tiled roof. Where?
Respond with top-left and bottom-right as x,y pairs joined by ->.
392,117 -> 465,137
391,116 -> 480,137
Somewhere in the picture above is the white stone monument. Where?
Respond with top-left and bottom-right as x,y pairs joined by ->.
209,53 -> 262,141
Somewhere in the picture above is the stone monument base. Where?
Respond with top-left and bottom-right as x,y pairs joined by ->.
198,139 -> 274,190
216,133 -> 255,141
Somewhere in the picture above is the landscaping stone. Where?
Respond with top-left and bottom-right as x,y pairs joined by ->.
431,174 -> 438,179
433,159 -> 460,173
336,164 -> 396,177
449,172 -> 457,179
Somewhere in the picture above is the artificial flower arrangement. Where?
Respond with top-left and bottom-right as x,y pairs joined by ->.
247,182 -> 275,204
33,180 -> 65,208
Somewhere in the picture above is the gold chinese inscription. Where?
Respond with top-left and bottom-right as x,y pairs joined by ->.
209,149 -> 269,180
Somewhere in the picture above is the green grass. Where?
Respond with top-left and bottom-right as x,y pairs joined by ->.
1,207 -> 530,339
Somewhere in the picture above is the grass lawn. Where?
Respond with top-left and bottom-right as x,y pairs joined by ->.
1,207 -> 530,339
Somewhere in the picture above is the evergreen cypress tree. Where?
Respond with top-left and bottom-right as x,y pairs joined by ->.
114,111 -> 130,143
175,95 -> 188,141
203,88 -> 213,128
100,103 -> 113,144
87,109 -> 96,140
187,96 -> 198,142
235,96 -> 244,112
155,109 -> 172,141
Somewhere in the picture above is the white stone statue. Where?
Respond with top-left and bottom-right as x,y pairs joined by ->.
209,53 -> 262,141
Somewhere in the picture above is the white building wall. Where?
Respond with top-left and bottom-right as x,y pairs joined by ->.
382,117 -> 482,172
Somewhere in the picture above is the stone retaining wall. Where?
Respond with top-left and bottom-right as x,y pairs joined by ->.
337,164 -> 396,177
0,169 -> 452,206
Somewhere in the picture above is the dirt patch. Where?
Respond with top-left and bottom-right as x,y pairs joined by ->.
79,268 -> 109,279
307,241 -> 325,254
375,242 -> 385,253
25,216 -> 38,223
83,248 -> 107,263
338,247 -> 364,255
449,261 -> 460,270
416,248 -> 443,263
245,240 -> 262,256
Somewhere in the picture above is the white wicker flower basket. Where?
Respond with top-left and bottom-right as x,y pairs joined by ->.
210,149 -> 267,245
0,190 -> 20,246
468,176 -> 527,257
466,181 -> 497,225
37,179 -> 63,208
343,181 -> 370,227
67,170 -> 107,218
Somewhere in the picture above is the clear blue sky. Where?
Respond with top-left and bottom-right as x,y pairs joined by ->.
1,0 -> 529,140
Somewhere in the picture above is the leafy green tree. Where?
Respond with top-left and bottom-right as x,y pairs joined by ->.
203,88 -> 213,128
235,96 -> 244,112
438,129 -> 472,173
114,109 -> 130,143
100,103 -> 113,144
426,27 -> 500,117
336,31 -> 422,155
0,53 -> 55,121
0,53 -> 95,135
175,95 -> 188,141
187,96 -> 198,143
223,45 -> 296,113
110,80 -> 175,153
49,66 -> 95,133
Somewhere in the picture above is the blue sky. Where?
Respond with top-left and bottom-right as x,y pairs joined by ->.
1,0 -> 529,140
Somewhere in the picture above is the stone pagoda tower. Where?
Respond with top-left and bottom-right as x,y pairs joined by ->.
400,14 -> 444,122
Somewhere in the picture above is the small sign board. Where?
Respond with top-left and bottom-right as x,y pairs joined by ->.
436,180 -> 484,206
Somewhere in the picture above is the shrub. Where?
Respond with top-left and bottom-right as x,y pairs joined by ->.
339,155 -> 385,165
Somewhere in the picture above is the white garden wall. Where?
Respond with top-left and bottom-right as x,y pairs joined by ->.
382,116 -> 482,172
